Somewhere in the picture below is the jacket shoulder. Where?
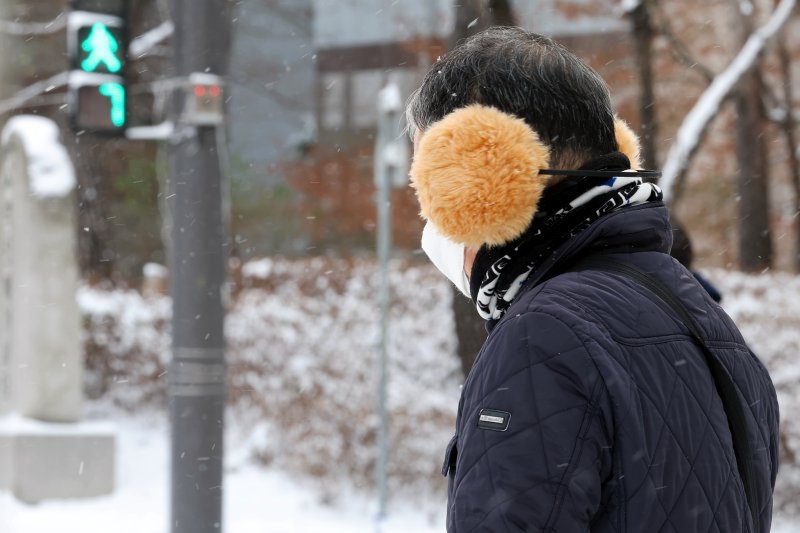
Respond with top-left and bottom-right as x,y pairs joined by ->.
468,307 -> 605,409
453,309 -> 613,531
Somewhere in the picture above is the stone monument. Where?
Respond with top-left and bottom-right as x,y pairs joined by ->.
0,115 -> 115,503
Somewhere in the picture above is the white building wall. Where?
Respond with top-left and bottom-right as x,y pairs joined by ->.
313,0 -> 452,48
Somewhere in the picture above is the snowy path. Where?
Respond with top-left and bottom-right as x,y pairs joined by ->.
1,413 -> 798,532
1,415 -> 445,533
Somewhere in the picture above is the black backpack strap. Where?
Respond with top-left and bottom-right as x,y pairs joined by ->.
570,256 -> 759,533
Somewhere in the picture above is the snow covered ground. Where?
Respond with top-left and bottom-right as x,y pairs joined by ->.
1,412 -> 446,533
1,410 -> 797,532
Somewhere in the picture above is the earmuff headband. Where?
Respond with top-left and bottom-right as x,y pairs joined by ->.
538,169 -> 662,178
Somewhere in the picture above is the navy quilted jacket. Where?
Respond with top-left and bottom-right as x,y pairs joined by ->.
444,203 -> 780,532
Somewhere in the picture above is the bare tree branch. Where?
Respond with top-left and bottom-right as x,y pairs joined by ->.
659,0 -> 796,203
653,7 -> 716,83
0,72 -> 70,115
0,13 -> 67,35
130,20 -> 174,58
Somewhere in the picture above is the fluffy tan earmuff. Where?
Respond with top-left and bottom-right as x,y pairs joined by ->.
614,117 -> 642,170
409,105 -> 643,247
409,105 -> 550,248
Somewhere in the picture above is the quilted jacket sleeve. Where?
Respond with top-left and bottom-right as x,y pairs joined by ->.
448,311 -> 613,533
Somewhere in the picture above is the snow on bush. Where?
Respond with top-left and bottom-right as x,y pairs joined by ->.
80,285 -> 171,408
81,257 -> 461,505
79,260 -> 800,514
226,257 -> 460,503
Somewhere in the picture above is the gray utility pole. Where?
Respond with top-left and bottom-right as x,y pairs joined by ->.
167,1 -> 231,532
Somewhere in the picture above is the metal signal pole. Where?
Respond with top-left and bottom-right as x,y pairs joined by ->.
167,1 -> 231,532
374,82 -> 408,527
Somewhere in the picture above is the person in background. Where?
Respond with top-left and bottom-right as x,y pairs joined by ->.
670,219 -> 723,303
408,27 -> 779,532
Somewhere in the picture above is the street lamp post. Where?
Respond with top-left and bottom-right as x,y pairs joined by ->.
374,82 -> 408,526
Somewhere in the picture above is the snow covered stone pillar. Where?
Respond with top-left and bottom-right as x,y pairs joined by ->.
0,116 -> 82,421
0,116 -> 114,503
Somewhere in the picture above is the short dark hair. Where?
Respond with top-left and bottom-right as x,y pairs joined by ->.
406,27 -> 617,169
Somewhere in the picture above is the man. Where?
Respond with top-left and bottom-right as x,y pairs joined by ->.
408,28 -> 779,532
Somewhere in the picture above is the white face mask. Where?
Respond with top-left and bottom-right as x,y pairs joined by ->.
421,222 -> 471,298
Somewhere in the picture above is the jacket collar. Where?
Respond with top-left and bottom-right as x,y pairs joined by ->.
484,202 -> 673,332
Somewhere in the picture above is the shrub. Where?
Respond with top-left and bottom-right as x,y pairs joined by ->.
81,257 -> 461,505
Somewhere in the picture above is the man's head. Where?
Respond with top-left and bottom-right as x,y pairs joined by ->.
409,28 -> 643,290
406,27 -> 617,170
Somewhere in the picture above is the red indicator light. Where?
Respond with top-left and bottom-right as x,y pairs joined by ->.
209,85 -> 221,98
194,85 -> 207,97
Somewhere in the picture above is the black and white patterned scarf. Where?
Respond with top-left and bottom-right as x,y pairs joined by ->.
472,169 -> 663,320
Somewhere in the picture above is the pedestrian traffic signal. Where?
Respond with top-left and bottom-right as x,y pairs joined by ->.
67,11 -> 127,133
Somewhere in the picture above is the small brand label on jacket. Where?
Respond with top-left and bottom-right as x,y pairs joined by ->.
477,409 -> 511,431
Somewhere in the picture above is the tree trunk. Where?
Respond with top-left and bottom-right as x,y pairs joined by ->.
452,293 -> 484,376
734,71 -> 773,271
733,4 -> 772,272
774,7 -> 800,272
487,0 -> 517,26
448,0 -> 488,50
630,0 -> 658,172
446,0 -> 517,377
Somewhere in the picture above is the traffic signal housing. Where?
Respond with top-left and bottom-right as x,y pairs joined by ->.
183,73 -> 225,126
67,10 -> 127,133
69,73 -> 126,129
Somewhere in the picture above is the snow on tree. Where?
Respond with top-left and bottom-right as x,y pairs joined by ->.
619,0 -> 644,13
659,0 -> 797,202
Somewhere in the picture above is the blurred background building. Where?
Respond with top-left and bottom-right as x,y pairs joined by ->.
3,0 -> 797,280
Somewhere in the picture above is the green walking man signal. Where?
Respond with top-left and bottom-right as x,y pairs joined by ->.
81,23 -> 123,74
